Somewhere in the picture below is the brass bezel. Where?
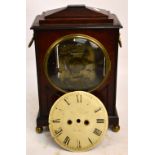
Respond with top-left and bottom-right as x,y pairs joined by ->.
44,34 -> 111,93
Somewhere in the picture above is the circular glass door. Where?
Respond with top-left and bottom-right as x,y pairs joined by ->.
44,34 -> 111,92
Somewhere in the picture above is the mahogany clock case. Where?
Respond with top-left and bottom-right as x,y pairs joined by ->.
30,5 -> 122,132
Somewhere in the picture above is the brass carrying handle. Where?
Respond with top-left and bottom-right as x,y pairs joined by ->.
28,36 -> 34,48
118,33 -> 122,48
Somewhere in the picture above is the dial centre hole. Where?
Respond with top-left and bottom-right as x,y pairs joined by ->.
67,120 -> 72,125
84,120 -> 89,125
76,119 -> 81,123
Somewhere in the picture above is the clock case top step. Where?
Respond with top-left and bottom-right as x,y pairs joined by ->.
31,5 -> 122,30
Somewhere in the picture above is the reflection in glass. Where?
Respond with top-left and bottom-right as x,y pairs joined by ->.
46,36 -> 110,92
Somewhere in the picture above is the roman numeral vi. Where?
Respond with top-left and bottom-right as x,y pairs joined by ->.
63,136 -> 70,145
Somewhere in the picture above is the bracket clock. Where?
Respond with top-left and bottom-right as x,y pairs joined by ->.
29,5 -> 122,144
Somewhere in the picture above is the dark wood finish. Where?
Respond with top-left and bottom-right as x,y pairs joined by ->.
30,5 -> 122,131
39,18 -> 113,25
38,5 -> 114,25
31,5 -> 122,30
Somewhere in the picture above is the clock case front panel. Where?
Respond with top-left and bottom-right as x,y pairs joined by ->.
30,6 -> 122,131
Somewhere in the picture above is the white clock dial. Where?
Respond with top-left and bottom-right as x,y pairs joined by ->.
48,91 -> 108,151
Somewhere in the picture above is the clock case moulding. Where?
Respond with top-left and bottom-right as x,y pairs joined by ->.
30,5 -> 123,133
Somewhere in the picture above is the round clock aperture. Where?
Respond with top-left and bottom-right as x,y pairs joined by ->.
44,34 -> 111,92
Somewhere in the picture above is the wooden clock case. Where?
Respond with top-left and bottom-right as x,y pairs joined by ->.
30,5 -> 122,133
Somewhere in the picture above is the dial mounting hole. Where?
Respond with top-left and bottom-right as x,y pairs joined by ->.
76,119 -> 81,123
84,120 -> 89,125
67,120 -> 72,125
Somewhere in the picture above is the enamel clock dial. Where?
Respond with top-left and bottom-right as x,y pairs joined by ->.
49,91 -> 108,151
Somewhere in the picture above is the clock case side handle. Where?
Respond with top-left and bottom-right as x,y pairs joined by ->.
28,34 -> 34,48
118,33 -> 122,48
